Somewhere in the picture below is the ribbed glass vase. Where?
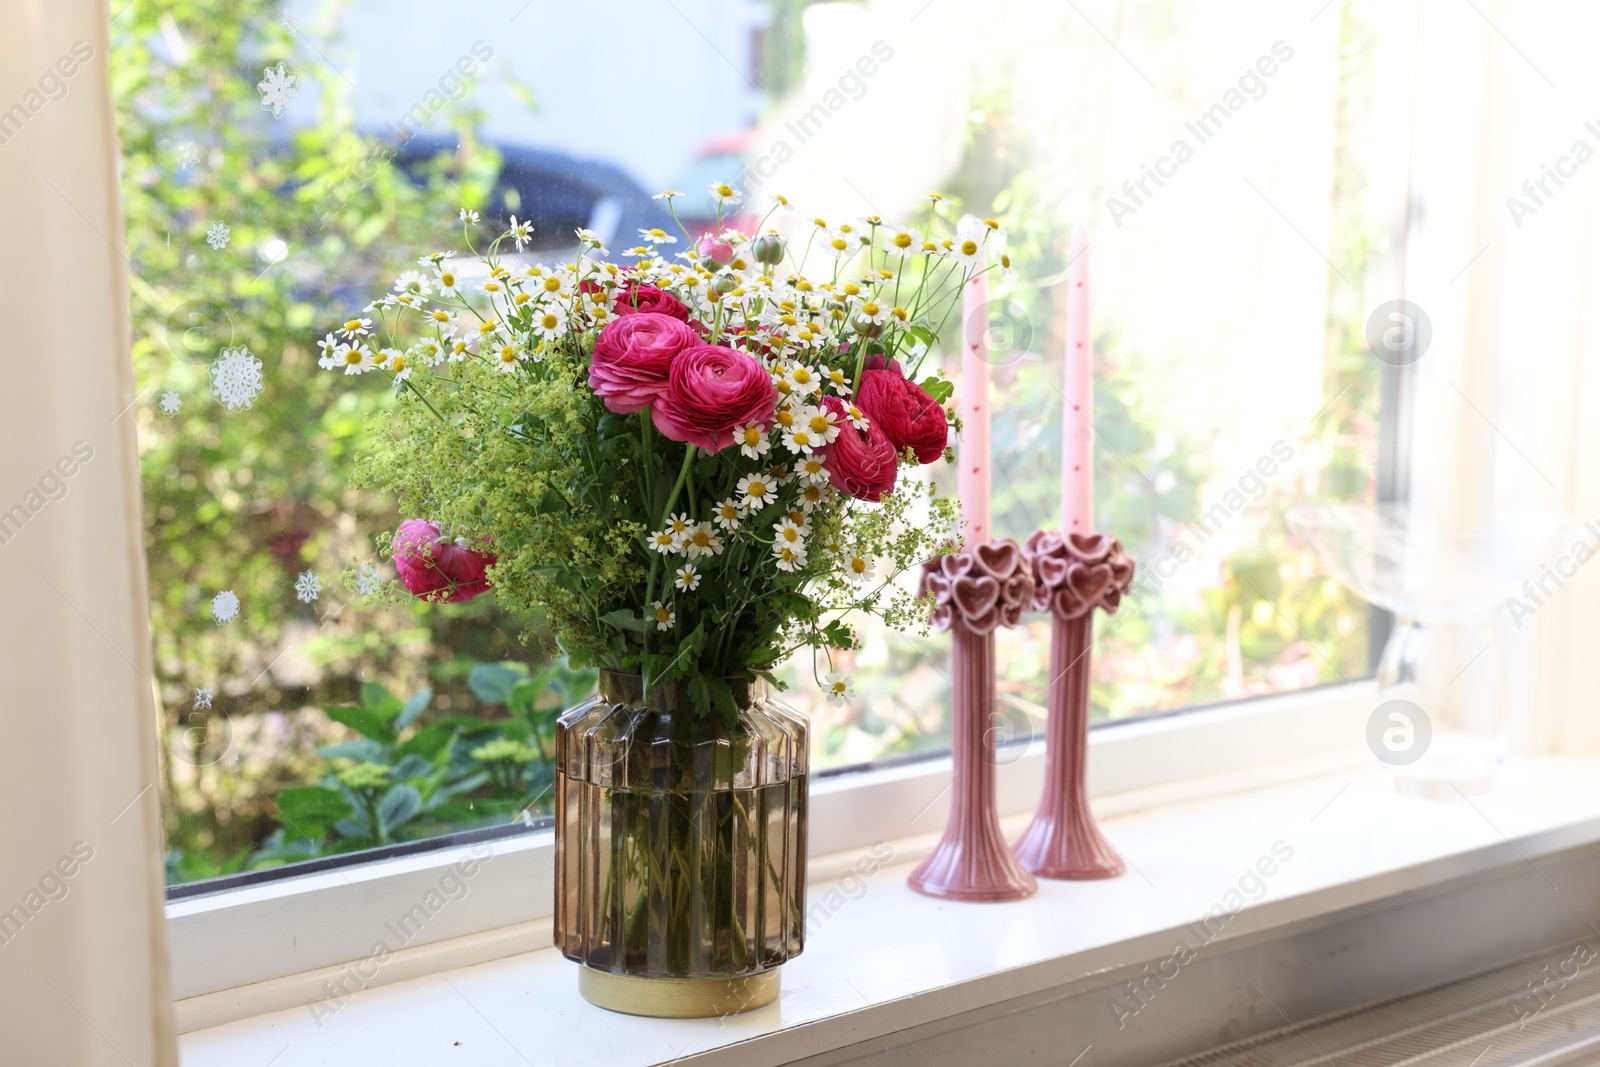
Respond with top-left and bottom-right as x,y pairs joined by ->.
554,670 -> 808,1015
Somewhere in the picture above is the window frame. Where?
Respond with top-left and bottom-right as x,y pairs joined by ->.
168,679 -> 1375,1003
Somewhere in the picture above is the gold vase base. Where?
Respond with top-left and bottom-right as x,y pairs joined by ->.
577,966 -> 780,1018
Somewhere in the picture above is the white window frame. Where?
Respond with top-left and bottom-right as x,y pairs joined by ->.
167,680 -> 1374,1003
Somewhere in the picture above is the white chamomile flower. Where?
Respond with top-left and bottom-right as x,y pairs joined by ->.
411,336 -> 444,366
773,543 -> 807,572
683,522 -> 724,558
534,272 -> 574,300
768,461 -> 795,487
492,342 -> 522,373
782,423 -> 822,455
883,225 -> 923,259
652,190 -> 682,201
844,403 -> 870,431
417,250 -> 456,267
855,299 -> 890,327
674,564 -> 701,592
785,363 -> 821,396
798,482 -> 827,511
460,208 -> 481,223
530,306 -> 568,342
735,423 -> 769,459
480,277 -> 506,296
736,473 -> 776,511
649,528 -> 682,555
712,498 -> 743,531
508,215 -> 533,251
338,317 -> 372,340
392,270 -> 432,299
845,555 -> 876,585
316,332 -> 343,370
434,265 -> 462,298
652,600 -> 675,631
639,227 -> 677,246
773,518 -> 807,551
802,404 -> 842,446
666,512 -> 693,540
340,345 -> 375,375
822,229 -> 858,261
445,336 -> 470,363
824,672 -> 855,707
708,181 -> 742,207
823,365 -> 851,392
389,352 -> 413,382
796,455 -> 829,485
372,347 -> 399,370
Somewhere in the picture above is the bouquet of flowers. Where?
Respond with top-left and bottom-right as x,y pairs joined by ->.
323,188 -> 1005,720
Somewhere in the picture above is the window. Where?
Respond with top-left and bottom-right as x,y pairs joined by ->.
127,0 -> 1395,899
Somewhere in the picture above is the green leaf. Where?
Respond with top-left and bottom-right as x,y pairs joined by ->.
377,784 -> 422,834
359,681 -> 403,720
600,609 -> 653,634
274,787 -> 354,838
920,375 -> 955,405
469,662 -> 528,704
396,687 -> 432,730
324,705 -> 397,745
315,739 -> 385,763
821,619 -> 855,649
389,754 -> 434,780
395,722 -> 456,762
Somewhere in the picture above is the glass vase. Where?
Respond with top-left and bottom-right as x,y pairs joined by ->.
554,670 -> 808,1017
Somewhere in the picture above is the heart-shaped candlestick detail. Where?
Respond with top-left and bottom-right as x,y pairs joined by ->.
908,540 -> 1038,903
1012,528 -> 1136,880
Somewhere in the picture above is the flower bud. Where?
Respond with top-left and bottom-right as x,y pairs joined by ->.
696,235 -> 734,270
711,272 -> 737,294
752,233 -> 786,265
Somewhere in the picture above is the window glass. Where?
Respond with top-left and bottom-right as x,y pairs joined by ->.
121,0 -> 1384,883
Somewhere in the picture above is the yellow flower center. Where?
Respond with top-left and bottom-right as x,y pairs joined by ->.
514,292 -> 530,305
343,319 -> 363,332
499,346 -> 516,363
344,349 -> 363,365
893,233 -> 912,249
543,277 -> 561,292
742,427 -> 761,445
861,302 -> 879,316
716,184 -> 733,197
440,273 -> 454,287
775,409 -> 794,428
961,240 -> 978,256
748,480 -> 769,498
479,320 -> 498,334
851,557 -> 867,574
830,238 -> 847,251
541,314 -> 559,329
432,310 -> 450,322
809,415 -> 830,434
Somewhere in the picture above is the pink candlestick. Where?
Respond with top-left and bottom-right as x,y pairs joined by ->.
1060,226 -> 1093,533
960,271 -> 992,545
911,541 -> 1038,903
1013,530 -> 1136,880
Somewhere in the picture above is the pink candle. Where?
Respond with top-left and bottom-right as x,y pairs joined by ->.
1060,225 -> 1093,533
960,271 -> 992,545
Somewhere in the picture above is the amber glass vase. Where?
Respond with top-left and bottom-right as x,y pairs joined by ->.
554,670 -> 808,1017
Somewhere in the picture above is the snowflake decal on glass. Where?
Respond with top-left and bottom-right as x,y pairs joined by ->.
293,569 -> 322,603
159,391 -> 182,417
206,221 -> 230,250
177,142 -> 200,170
211,590 -> 240,624
256,62 -> 298,118
355,564 -> 383,597
193,687 -> 214,710
210,346 -> 265,412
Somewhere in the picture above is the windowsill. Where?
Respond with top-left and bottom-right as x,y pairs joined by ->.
178,752 -> 1600,1066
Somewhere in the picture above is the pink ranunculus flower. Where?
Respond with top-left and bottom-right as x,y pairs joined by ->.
696,235 -> 734,268
820,396 -> 899,501
391,519 -> 496,603
614,284 -> 691,323
587,313 -> 700,414
857,356 -> 948,464
651,344 -> 777,453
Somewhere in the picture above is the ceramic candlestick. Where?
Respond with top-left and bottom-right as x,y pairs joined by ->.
909,540 -> 1038,902
1012,529 -> 1136,880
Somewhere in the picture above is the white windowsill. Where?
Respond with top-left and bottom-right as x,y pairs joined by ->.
178,753 -> 1600,1067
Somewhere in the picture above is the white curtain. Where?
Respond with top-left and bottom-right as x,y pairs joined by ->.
0,1 -> 177,1063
